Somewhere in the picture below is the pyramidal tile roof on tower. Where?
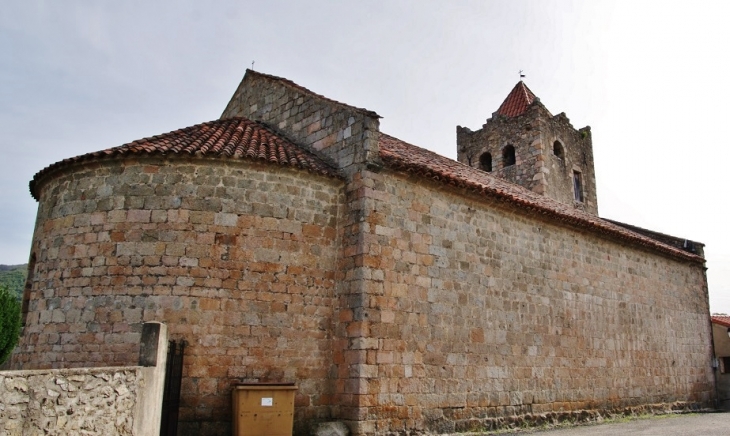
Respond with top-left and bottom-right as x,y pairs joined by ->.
495,81 -> 538,118
29,117 -> 340,199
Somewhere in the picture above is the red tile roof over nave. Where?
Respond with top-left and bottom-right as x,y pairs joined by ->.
378,133 -> 704,264
495,80 -> 538,118
29,117 -> 340,200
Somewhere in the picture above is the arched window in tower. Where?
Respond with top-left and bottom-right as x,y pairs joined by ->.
479,152 -> 492,172
553,140 -> 564,159
503,145 -> 516,167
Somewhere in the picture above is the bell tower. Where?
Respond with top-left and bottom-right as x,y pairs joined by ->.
456,81 -> 598,215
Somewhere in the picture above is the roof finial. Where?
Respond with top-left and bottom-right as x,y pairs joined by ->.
519,70 -> 526,80
251,60 -> 255,71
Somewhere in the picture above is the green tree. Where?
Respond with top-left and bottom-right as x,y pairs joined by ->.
0,284 -> 21,365
0,264 -> 27,300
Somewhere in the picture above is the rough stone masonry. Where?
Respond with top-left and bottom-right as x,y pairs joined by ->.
0,367 -> 141,435
10,70 -> 712,435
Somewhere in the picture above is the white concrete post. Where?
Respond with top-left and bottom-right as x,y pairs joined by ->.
134,322 -> 169,436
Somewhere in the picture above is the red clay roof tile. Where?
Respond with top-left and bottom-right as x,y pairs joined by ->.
496,81 -> 538,118
378,133 -> 704,264
712,316 -> 730,328
29,117 -> 340,200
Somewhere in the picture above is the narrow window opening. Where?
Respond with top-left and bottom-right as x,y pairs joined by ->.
21,253 -> 36,328
553,141 -> 564,159
502,145 -> 516,167
573,171 -> 584,203
479,152 -> 492,172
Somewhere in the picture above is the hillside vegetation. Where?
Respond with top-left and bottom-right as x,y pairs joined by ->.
0,265 -> 27,300
0,283 -> 21,364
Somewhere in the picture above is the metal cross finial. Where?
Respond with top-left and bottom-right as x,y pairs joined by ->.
519,70 -> 526,80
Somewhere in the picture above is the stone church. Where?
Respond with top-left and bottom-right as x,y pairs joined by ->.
13,70 -> 713,435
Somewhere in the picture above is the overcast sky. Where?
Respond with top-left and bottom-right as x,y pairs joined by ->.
2,0 -> 729,312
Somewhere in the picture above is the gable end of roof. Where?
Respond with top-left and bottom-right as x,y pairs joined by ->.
242,69 -> 381,119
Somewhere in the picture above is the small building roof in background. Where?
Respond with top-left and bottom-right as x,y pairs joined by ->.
712,316 -> 730,327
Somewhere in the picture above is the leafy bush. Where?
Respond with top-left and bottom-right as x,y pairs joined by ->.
0,284 -> 21,365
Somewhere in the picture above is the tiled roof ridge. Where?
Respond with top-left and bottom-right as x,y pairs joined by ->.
29,117 -> 341,200
378,133 -> 704,264
496,80 -> 538,118
712,316 -> 730,328
245,69 -> 381,119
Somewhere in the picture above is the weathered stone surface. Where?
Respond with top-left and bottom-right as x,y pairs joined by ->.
339,169 -> 712,434
457,101 -> 598,214
314,420 -> 350,436
14,71 -> 712,436
14,157 -> 343,432
222,70 -> 382,178
0,367 -> 141,436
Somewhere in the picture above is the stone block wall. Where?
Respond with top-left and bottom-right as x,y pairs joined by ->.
13,156 -> 344,434
457,107 -> 546,193
222,70 -> 381,177
16,71 -> 712,435
541,114 -> 597,214
345,168 -> 712,434
222,70 -> 390,425
0,367 -> 142,435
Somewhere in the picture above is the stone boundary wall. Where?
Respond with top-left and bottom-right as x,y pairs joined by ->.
0,366 -> 143,436
450,401 -> 708,433
2,322 -> 167,436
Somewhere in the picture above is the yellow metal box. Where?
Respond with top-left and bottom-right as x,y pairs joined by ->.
232,383 -> 298,436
